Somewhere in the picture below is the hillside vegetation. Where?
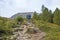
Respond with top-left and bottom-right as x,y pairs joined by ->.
32,20 -> 60,40
0,17 -> 17,40
32,5 -> 60,40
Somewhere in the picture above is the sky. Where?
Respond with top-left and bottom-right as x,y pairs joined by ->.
0,0 -> 60,18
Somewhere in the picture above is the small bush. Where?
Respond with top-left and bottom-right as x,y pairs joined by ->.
15,16 -> 24,22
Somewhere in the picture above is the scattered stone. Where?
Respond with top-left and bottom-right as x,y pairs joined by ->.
16,23 -> 46,40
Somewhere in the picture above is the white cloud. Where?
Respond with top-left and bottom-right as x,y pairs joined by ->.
0,0 -> 60,17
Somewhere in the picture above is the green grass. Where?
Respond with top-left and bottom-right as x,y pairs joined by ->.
33,20 -> 60,40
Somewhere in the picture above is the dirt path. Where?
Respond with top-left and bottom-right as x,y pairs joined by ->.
16,23 -> 46,40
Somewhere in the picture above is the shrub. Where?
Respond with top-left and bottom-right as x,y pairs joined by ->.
15,16 -> 24,22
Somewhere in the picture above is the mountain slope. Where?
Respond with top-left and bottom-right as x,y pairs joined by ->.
33,20 -> 60,40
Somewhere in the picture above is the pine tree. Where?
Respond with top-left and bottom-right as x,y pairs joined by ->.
49,10 -> 52,22
41,5 -> 52,22
53,8 -> 60,25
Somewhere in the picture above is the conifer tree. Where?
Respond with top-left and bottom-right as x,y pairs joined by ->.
41,5 -> 52,22
53,8 -> 60,25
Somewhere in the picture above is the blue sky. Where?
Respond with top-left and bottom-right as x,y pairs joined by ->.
0,0 -> 60,18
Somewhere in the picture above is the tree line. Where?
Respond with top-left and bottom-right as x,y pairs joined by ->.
33,5 -> 60,26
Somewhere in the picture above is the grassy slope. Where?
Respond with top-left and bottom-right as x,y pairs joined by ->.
33,20 -> 60,40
